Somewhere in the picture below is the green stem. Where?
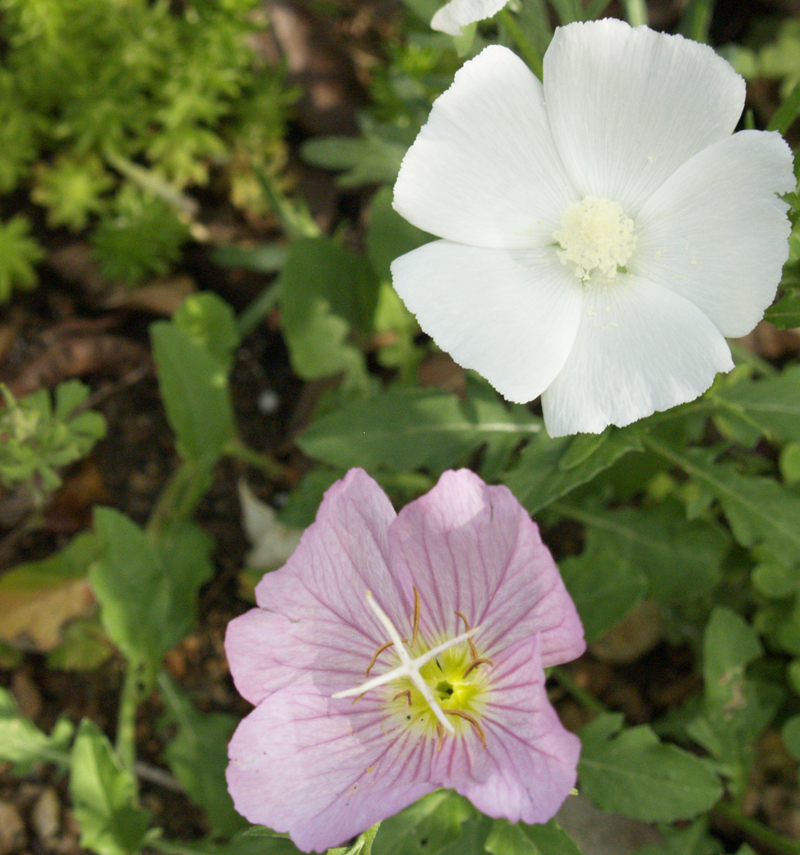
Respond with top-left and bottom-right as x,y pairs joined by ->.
104,149 -> 198,217
498,9 -> 543,79
116,663 -> 141,776
147,460 -> 206,534
224,436 -> 293,483
238,283 -> 280,338
714,800 -> 800,855
680,0 -> 715,43
621,0 -> 648,26
551,666 -> 607,715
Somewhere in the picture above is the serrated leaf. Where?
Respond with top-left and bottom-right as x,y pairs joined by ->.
158,675 -> 246,837
504,427 -> 642,515
69,720 -> 150,855
279,237 -> 376,389
301,134 -> 406,187
578,714 -> 723,823
485,819 -> 583,855
91,509 -> 213,668
714,367 -> 800,443
765,290 -> 800,328
366,186 -> 431,284
298,387 -> 540,474
174,292 -> 239,374
659,446 -> 800,562
559,532 -> 647,641
0,687 -> 72,774
0,215 -> 44,303
556,503 -> 728,604
373,790 -> 475,855
151,320 -> 236,465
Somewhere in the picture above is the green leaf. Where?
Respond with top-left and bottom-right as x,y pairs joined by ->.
504,427 -> 643,515
0,380 -> 106,492
157,674 -> 246,837
174,292 -> 240,374
92,189 -> 189,285
91,509 -> 214,668
486,819 -> 583,855
366,187 -> 431,284
373,790 -> 475,855
714,367 -> 800,443
298,386 -> 540,474
0,215 -> 44,303
765,289 -> 800,328
152,828 -> 303,855
151,319 -> 236,466
634,818 -> 723,855
703,608 -> 762,705
0,687 -> 73,774
560,530 -> 647,641
653,444 -> 800,563
69,720 -> 150,855
279,237 -> 376,389
578,714 -> 723,823
301,134 -> 406,187
556,503 -> 728,604
782,714 -> 800,761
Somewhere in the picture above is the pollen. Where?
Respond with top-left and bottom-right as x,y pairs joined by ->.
553,195 -> 637,283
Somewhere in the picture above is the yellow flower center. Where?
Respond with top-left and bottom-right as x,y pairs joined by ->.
553,195 -> 637,283
332,590 -> 492,748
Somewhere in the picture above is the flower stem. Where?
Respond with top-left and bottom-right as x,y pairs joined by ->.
224,436 -> 294,483
497,9 -> 543,79
116,663 -> 142,775
714,800 -> 800,855
551,666 -> 607,715
621,0 -> 648,26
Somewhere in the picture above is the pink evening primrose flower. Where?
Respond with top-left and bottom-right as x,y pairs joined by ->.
391,19 -> 796,437
225,468 -> 585,853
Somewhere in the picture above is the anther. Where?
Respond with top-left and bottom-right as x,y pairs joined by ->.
446,709 -> 487,749
464,657 -> 494,677
411,586 -> 421,649
366,639 -> 402,678
455,611 -> 479,662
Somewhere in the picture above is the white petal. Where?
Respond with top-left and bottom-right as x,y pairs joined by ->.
393,45 -> 576,249
431,0 -> 509,35
391,241 -> 583,403
634,130 -> 794,337
542,276 -> 734,436
543,19 -> 746,211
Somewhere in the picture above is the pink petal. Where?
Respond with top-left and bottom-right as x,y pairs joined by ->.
388,470 -> 585,667
227,469 -> 413,705
227,686 -> 436,853
431,635 -> 580,823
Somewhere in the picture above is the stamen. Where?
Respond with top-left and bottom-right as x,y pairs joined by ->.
464,657 -> 494,677
411,586 -> 421,649
366,639 -> 399,678
436,721 -> 445,753
392,689 -> 412,708
332,591 -> 478,734
455,611 -> 479,662
446,709 -> 487,749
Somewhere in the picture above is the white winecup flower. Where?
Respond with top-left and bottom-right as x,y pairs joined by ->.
391,19 -> 796,436
431,0 -> 510,36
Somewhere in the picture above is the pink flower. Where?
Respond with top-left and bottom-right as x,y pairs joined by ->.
225,469 -> 585,853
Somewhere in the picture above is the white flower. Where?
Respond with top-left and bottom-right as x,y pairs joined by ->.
391,19 -> 795,436
431,0 -> 510,36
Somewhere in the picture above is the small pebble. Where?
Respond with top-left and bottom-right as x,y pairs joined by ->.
0,801 -> 26,855
257,388 -> 280,414
32,787 -> 61,841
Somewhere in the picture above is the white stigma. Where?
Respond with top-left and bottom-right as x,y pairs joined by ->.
332,591 -> 479,734
553,196 -> 637,282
